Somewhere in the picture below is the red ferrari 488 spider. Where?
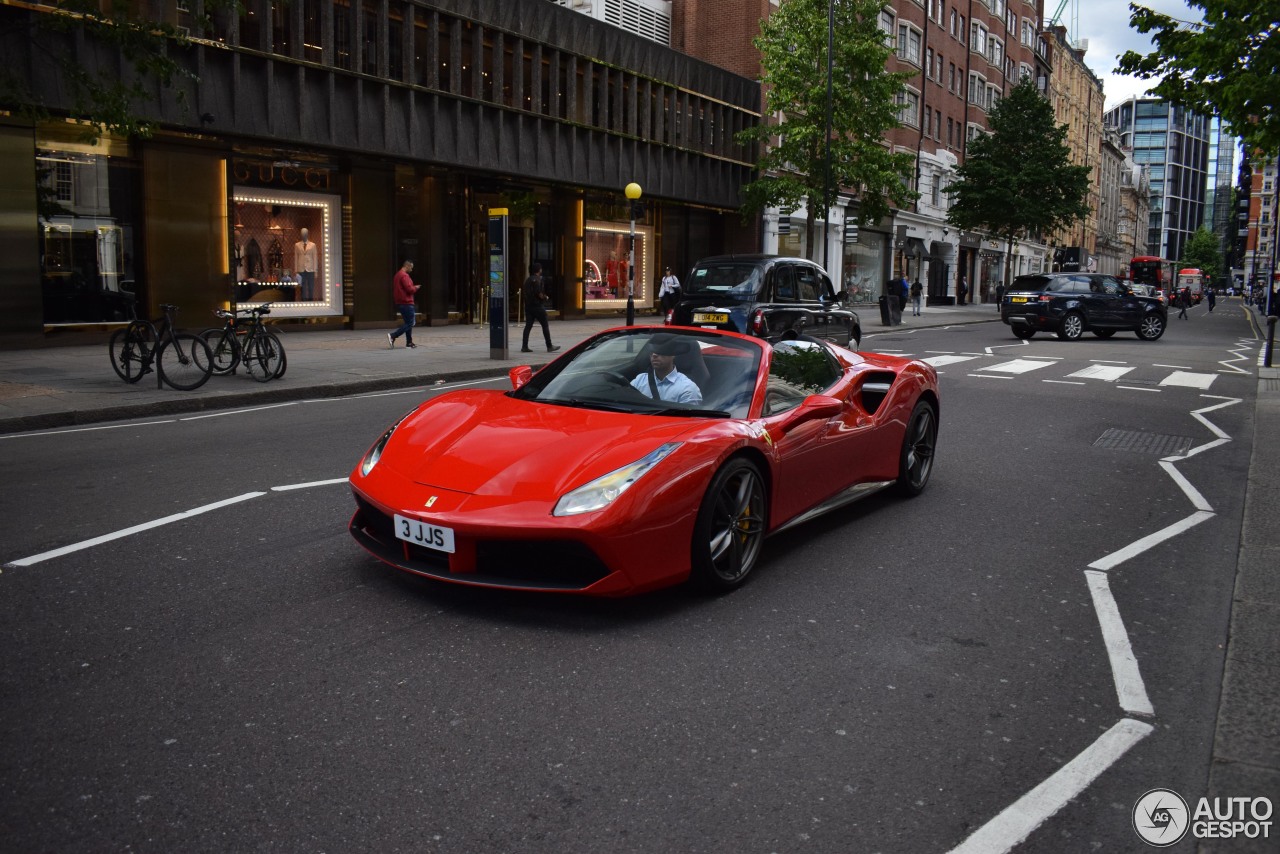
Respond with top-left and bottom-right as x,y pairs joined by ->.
349,326 -> 938,596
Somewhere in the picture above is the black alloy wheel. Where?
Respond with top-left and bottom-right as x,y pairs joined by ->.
895,400 -> 937,497
690,458 -> 767,593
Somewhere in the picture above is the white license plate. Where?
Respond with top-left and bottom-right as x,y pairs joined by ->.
394,514 -> 456,553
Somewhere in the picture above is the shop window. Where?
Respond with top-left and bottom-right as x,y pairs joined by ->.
583,222 -> 651,307
37,141 -> 143,325
231,186 -> 343,317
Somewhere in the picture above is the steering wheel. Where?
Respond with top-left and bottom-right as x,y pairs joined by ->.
602,371 -> 632,387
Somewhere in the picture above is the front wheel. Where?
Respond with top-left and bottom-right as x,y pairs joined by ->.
201,328 -> 241,375
157,332 -> 214,390
243,333 -> 282,382
895,400 -> 937,497
1056,311 -> 1085,341
1137,314 -> 1166,341
689,458 -> 767,594
109,325 -> 152,383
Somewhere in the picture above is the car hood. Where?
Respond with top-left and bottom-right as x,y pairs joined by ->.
384,390 -> 705,498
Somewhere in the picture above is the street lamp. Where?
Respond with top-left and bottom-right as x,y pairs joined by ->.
625,182 -> 642,326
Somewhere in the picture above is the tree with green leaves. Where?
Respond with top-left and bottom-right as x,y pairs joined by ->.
946,77 -> 1091,286
0,1 -> 233,143
1179,226 -> 1224,283
1117,1 -> 1280,158
737,0 -> 918,261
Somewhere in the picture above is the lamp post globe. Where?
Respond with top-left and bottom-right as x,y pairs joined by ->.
625,183 -> 642,325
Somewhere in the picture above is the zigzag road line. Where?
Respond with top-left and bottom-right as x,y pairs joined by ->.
949,395 -> 1241,853
1219,340 -> 1255,375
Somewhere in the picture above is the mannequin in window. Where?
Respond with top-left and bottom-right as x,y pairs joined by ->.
294,227 -> 319,301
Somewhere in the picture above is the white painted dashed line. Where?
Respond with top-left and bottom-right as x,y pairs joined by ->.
5,492 -> 267,568
1117,386 -> 1161,393
1153,364 -> 1193,369
1085,571 -> 1155,716
1043,380 -> 1086,385
272,478 -> 350,491
969,373 -> 1013,379
0,420 -> 176,439
947,718 -> 1154,854
180,402 -> 300,420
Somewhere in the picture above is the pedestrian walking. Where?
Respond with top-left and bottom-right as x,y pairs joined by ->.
521,262 -> 561,353
910,279 -> 923,316
1207,288 -> 1216,312
1178,286 -> 1191,319
958,274 -> 968,306
388,260 -> 419,348
659,266 -> 681,312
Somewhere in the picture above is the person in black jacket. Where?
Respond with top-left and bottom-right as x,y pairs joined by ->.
521,262 -> 561,353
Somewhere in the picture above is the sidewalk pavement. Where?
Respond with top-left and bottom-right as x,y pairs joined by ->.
1,301 -> 1276,827
0,302 -> 998,434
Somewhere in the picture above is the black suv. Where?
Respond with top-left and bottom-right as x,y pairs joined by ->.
1001,273 -> 1167,341
667,255 -> 861,348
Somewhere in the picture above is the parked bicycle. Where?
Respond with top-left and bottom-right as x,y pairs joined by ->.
108,303 -> 215,390
199,303 -> 287,382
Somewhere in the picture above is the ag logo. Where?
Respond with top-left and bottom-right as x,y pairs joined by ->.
1133,788 -> 1190,846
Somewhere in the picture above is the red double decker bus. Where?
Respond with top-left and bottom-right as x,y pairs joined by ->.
1126,256 -> 1177,302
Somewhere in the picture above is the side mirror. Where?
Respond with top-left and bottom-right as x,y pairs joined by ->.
775,394 -> 843,434
509,365 -> 534,390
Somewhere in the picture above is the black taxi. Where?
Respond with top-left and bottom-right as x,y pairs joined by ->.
666,255 -> 861,349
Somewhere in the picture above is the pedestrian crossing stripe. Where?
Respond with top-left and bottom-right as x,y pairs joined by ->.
1159,371 -> 1218,389
981,359 -> 1059,374
1067,365 -> 1135,382
923,354 -> 979,367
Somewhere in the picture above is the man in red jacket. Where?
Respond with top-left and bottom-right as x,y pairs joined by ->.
388,260 -> 419,348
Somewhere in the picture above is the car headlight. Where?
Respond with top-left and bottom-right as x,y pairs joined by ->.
553,443 -> 681,517
359,412 -> 411,476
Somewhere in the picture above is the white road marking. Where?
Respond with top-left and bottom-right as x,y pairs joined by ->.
1159,371 -> 1217,390
923,354 -> 980,367
981,359 -> 1059,374
1085,571 -> 1155,716
1158,461 -> 1213,511
1117,386 -> 1161,393
5,492 -> 266,568
272,478 -> 350,491
1067,365 -> 1135,382
0,420 -> 176,440
1153,364 -> 1193,369
1043,380 -> 1086,385
946,718 -> 1154,854
969,373 -> 1013,379
180,402 -> 300,420
1087,510 -> 1215,571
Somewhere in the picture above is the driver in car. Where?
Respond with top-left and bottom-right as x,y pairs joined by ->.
630,334 -> 703,404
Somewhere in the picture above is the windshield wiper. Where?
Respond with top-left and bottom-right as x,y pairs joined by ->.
543,397 -> 635,414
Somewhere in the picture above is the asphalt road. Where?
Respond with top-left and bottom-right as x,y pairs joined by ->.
0,311 -> 1263,853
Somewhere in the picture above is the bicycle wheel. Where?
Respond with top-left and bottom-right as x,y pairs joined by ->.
108,323 -> 153,384
269,333 -> 287,379
200,327 -> 240,376
157,332 -> 214,390
243,332 -> 282,382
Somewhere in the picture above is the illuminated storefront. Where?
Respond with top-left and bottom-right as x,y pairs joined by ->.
583,221 -> 652,310
230,187 -> 343,318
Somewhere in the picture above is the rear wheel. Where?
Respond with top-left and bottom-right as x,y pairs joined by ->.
109,324 -> 153,383
269,333 -> 288,379
1056,311 -> 1085,340
243,333 -> 282,382
157,332 -> 214,390
1137,313 -> 1166,341
1011,326 -> 1036,340
690,459 -> 767,593
895,400 -> 937,497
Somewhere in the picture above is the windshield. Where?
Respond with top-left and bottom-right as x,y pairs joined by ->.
510,329 -> 762,418
683,262 -> 764,298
